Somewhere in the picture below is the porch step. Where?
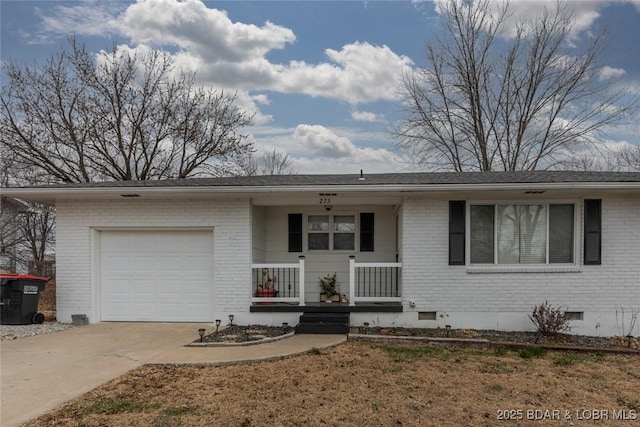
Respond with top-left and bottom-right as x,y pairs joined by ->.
295,312 -> 349,334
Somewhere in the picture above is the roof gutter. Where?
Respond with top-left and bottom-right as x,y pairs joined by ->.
3,180 -> 640,200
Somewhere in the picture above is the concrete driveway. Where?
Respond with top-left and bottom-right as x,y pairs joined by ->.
1,322 -> 345,427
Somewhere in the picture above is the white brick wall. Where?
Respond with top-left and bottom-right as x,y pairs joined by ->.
55,193 -> 640,335
56,197 -> 251,323
395,195 -> 640,335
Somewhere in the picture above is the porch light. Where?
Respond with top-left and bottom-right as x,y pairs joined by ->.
445,324 -> 451,337
229,314 -> 234,326
198,328 -> 206,342
215,319 -> 221,334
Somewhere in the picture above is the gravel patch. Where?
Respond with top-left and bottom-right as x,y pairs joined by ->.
1,322 -> 74,341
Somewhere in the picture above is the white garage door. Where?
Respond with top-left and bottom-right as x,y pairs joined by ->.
100,230 -> 214,322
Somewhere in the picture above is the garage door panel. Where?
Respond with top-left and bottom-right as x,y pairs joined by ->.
102,255 -> 132,274
183,281 -> 209,294
103,302 -> 131,318
106,278 -> 131,297
155,255 -> 182,272
182,256 -> 211,272
133,278 -> 155,292
132,256 -> 157,273
181,302 -> 210,317
100,230 -> 214,322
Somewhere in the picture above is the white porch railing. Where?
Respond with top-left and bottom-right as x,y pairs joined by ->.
251,256 -> 305,306
349,256 -> 402,306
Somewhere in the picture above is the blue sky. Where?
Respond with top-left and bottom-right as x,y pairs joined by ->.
2,0 -> 640,174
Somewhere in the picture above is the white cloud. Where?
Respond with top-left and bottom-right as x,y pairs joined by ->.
119,0 -> 295,64
290,124 -> 402,167
34,2 -> 125,39
32,0 -> 413,105
251,94 -> 271,106
270,42 -> 413,103
293,125 -> 357,159
599,65 -> 627,80
248,124 -> 405,174
351,110 -> 384,123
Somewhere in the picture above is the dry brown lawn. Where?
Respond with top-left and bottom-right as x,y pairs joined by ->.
24,341 -> 639,427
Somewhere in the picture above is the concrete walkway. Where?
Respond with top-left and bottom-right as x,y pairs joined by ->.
0,323 -> 346,427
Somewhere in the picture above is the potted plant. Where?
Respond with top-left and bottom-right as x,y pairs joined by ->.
319,272 -> 340,302
256,268 -> 278,299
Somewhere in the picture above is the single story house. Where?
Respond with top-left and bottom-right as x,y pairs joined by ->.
4,171 -> 639,336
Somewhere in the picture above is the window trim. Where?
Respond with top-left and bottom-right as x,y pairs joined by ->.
466,200 -> 579,268
304,212 -> 358,252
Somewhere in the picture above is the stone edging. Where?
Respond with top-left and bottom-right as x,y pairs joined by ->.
184,331 -> 295,347
148,335 -> 347,367
348,333 -> 640,355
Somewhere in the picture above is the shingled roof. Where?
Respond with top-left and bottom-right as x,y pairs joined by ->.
8,170 -> 640,189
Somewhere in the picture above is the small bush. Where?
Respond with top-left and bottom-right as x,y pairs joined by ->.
529,301 -> 570,337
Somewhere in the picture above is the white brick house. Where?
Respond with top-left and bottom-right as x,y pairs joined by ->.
4,171 -> 640,336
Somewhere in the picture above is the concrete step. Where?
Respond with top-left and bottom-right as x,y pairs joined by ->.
299,312 -> 349,323
296,323 -> 349,334
295,312 -> 350,334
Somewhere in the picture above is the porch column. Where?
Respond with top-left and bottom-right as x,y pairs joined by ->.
349,255 -> 356,306
298,256 -> 305,306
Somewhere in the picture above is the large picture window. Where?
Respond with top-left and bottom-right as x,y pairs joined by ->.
470,204 -> 574,265
307,214 -> 355,251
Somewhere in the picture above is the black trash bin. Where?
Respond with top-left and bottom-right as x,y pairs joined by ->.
0,274 -> 49,325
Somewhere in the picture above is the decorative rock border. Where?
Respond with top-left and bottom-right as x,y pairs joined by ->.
185,331 -> 295,347
348,333 -> 640,355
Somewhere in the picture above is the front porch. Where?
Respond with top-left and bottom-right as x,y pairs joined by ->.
250,257 -> 403,311
250,302 -> 403,313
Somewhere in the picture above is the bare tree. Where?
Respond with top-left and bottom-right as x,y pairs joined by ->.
241,149 -> 297,176
1,38 -> 254,183
618,145 -> 640,171
19,205 -> 55,277
256,149 -> 297,175
1,146 -> 56,275
397,0 -> 636,171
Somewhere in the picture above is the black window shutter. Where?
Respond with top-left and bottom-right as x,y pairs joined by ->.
360,213 -> 375,252
583,199 -> 602,265
449,201 -> 466,265
288,214 -> 303,253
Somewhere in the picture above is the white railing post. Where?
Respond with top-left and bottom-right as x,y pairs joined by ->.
349,255 -> 356,306
298,256 -> 305,306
